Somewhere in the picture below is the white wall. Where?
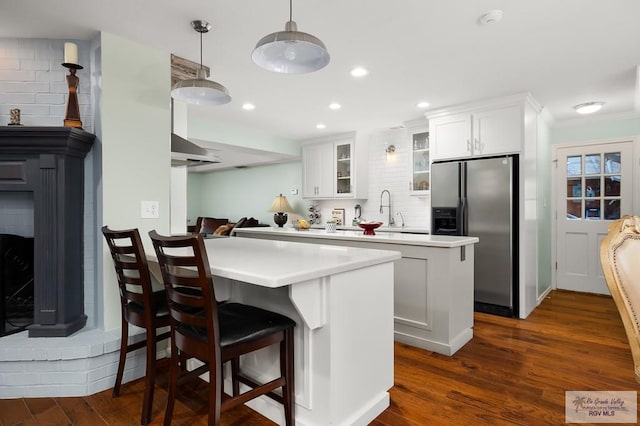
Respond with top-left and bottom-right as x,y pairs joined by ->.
100,32 -> 171,330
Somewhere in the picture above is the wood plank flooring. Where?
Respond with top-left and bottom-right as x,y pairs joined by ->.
1,290 -> 637,425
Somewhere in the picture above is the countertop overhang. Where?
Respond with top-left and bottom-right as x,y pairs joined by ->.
235,227 -> 479,248
156,236 -> 401,288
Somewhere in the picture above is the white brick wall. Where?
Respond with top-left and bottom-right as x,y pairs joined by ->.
313,127 -> 431,229
0,327 -> 154,398
0,38 -> 92,132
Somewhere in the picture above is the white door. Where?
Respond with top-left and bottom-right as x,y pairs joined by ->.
555,141 -> 633,294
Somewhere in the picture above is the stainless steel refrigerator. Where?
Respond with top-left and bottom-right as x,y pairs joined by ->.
431,155 -> 518,317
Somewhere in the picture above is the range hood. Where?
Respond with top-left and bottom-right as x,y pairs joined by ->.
171,98 -> 220,167
171,133 -> 221,167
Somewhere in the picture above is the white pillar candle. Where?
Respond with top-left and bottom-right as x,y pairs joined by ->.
64,42 -> 78,65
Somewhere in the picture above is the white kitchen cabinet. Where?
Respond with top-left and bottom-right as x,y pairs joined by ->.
429,113 -> 472,160
429,103 -> 522,161
302,133 -> 368,199
302,142 -> 333,198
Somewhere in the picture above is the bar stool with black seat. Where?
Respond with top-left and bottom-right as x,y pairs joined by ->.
102,226 -> 171,425
148,230 -> 296,426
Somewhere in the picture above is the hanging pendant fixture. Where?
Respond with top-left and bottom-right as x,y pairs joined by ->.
171,20 -> 231,105
252,0 -> 330,74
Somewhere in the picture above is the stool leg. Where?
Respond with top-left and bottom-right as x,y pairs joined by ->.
281,328 -> 295,425
163,347 -> 179,426
231,357 -> 240,396
140,329 -> 156,425
113,318 -> 129,398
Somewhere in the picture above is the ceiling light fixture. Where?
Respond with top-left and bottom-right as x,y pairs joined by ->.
329,103 -> 341,110
316,123 -> 326,129
417,101 -> 430,109
479,10 -> 504,25
171,20 -> 231,105
252,0 -> 330,74
573,101 -> 605,114
242,103 -> 256,110
350,67 -> 369,77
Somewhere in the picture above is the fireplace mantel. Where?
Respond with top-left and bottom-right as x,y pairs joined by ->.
0,126 -> 95,337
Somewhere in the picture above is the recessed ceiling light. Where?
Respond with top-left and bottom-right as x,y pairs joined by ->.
479,10 -> 504,25
329,103 -> 341,110
350,67 -> 368,77
573,101 -> 605,114
417,101 -> 430,109
316,123 -> 326,129
242,103 -> 256,110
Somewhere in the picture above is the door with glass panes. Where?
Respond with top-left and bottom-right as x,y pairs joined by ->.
555,141 -> 633,294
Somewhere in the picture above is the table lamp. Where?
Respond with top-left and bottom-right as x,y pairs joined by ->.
268,194 -> 294,227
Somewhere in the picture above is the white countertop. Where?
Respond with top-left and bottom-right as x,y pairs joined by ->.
234,227 -> 479,248
194,236 -> 400,288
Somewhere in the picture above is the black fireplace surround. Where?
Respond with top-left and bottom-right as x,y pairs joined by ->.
0,127 -> 95,337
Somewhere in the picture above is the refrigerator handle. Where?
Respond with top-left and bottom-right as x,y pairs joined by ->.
459,162 -> 468,236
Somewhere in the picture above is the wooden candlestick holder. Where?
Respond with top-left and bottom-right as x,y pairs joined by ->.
62,63 -> 83,129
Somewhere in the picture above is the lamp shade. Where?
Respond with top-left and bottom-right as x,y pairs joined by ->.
171,69 -> 231,105
268,194 -> 294,213
252,20 -> 330,74
171,20 -> 231,106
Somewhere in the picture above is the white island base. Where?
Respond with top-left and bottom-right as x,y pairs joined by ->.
235,228 -> 479,356
151,237 -> 400,426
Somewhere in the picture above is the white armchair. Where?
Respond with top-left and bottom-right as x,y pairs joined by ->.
600,215 -> 640,383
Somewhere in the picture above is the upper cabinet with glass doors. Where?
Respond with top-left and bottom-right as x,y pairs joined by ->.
302,133 -> 369,200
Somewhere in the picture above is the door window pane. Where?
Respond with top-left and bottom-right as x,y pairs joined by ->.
567,200 -> 582,219
584,154 -> 601,174
567,156 -> 581,175
604,152 -> 621,173
604,176 -> 620,196
585,200 -> 600,220
566,177 -> 581,197
584,177 -> 600,197
604,199 -> 621,220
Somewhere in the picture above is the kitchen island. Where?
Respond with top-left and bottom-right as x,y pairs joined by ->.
234,227 -> 479,356
149,236 -> 400,426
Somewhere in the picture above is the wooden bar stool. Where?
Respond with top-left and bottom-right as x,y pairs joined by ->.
102,226 -> 170,425
148,230 -> 296,425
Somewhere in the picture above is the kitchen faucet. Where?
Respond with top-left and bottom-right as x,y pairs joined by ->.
397,211 -> 405,227
379,189 -> 395,226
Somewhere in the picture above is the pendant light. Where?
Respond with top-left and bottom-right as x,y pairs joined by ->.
252,0 -> 330,74
171,20 -> 231,105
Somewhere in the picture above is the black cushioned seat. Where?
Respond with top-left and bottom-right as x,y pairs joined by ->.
177,303 -> 296,347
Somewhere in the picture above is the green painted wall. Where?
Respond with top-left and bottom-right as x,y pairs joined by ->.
551,115 -> 640,145
191,162 -> 305,226
187,116 -> 301,156
100,32 -> 171,330
537,116 -> 552,297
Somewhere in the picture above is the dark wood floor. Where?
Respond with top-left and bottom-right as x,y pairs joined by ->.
1,290 -> 637,425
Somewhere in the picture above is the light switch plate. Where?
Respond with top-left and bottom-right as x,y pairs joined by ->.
141,200 -> 160,218
290,188 -> 298,195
